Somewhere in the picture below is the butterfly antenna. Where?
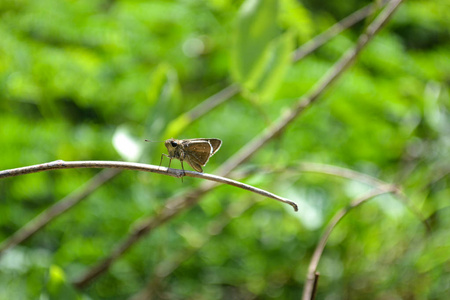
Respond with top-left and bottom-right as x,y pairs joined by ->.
145,139 -> 164,143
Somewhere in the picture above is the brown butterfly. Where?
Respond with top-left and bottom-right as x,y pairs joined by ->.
146,138 -> 222,175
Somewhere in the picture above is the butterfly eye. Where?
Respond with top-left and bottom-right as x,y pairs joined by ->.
170,141 -> 178,147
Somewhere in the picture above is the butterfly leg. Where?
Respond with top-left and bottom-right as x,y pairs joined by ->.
180,160 -> 185,182
160,154 -> 171,171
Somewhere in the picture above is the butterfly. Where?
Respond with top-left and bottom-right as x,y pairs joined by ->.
146,138 -> 222,175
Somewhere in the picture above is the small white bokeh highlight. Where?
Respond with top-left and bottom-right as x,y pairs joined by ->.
112,126 -> 143,162
182,37 -> 205,58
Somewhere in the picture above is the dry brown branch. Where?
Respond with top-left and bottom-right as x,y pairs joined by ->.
73,0 -> 403,288
301,187 -> 398,300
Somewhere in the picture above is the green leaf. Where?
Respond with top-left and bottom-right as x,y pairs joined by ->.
165,114 -> 192,139
231,0 -> 293,101
46,265 -> 80,300
144,63 -> 182,138
231,0 -> 280,85
248,31 -> 294,100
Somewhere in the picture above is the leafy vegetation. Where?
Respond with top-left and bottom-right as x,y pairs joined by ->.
0,0 -> 449,299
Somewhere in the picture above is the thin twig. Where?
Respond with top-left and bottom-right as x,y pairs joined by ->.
73,0 -> 403,288
183,1 -> 383,125
189,172 -> 297,210
0,169 -> 120,256
187,84 -> 241,121
301,187 -> 397,300
296,162 -> 395,189
292,0 -> 388,62
310,272 -> 320,300
129,198 -> 260,300
236,162 -> 431,233
0,160 -> 297,211
295,162 -> 431,232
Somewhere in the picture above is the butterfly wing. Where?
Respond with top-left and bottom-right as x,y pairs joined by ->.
205,139 -> 222,156
184,156 -> 204,172
182,140 -> 212,172
181,139 -> 222,172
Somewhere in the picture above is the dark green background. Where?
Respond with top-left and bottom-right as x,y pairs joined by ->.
0,0 -> 449,299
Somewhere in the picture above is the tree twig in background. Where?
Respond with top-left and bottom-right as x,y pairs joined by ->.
187,83 -> 241,121
296,162 -> 395,189
131,159 -> 430,299
214,0 -> 403,178
236,162 -> 431,232
310,272 -> 320,300
291,0 -> 388,62
130,160 -> 424,299
0,169 -> 120,257
301,187 -> 398,300
181,0 -> 384,125
294,162 -> 431,232
129,198 -> 261,300
73,0 -> 404,289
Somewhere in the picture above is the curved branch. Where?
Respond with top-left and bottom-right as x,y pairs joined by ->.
294,163 -> 430,232
0,160 -> 297,212
302,187 -> 397,300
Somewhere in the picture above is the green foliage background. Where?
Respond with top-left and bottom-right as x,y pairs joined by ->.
0,0 -> 449,299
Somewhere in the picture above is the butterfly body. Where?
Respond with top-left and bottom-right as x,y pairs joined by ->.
162,138 -> 222,173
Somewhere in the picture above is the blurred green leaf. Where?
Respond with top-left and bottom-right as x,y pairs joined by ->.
46,265 -> 80,300
166,114 -> 192,139
231,0 -> 294,100
0,0 -> 449,299
249,31 -> 294,100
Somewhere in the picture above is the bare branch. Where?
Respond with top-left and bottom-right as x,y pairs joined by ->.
73,0 -> 404,288
296,162 -> 396,189
292,0 -> 388,62
302,187 -> 398,300
187,84 -> 241,121
0,160 -> 297,212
